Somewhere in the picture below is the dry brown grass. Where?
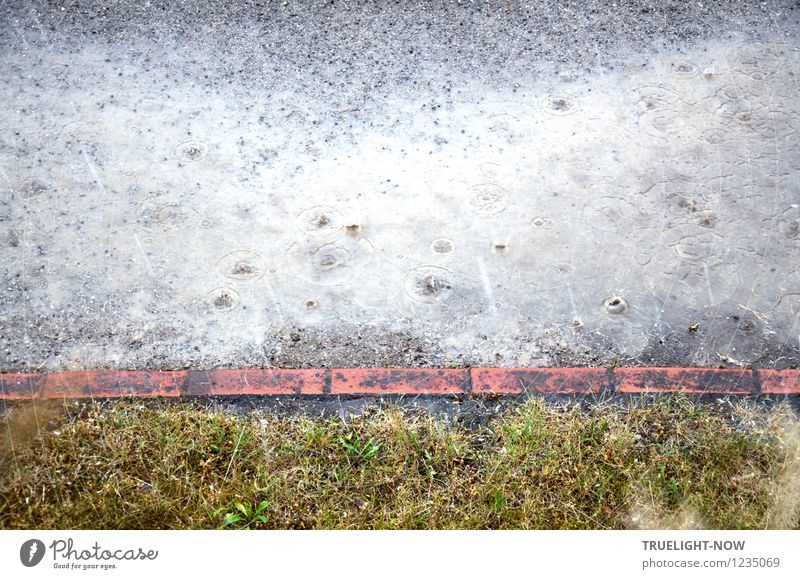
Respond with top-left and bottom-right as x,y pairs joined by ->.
1,397 -> 798,529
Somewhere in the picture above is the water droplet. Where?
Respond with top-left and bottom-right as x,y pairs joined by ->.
404,266 -> 455,303
604,296 -> 628,315
430,238 -> 455,254
207,288 -> 240,312
217,250 -> 268,280
175,139 -> 207,161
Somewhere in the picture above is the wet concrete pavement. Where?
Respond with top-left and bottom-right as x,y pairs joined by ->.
1,1 -> 799,372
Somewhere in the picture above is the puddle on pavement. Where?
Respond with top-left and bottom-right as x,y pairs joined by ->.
1,6 -> 799,371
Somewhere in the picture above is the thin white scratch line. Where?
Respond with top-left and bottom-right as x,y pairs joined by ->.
264,366 -> 278,388
132,233 -> 155,275
80,149 -> 107,195
0,165 -> 13,187
224,427 -> 246,481
566,282 -> 578,319
652,265 -> 680,332
475,256 -> 498,318
263,276 -> 285,323
702,261 -> 714,304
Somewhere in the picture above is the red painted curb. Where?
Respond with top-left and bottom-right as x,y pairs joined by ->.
186,369 -> 326,396
471,368 -> 608,394
615,367 -> 755,394
0,373 -> 45,399
41,371 -> 185,399
2,367 -> 799,400
759,369 -> 800,395
331,368 -> 468,395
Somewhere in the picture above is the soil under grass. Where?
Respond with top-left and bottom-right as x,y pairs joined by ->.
1,397 -> 799,529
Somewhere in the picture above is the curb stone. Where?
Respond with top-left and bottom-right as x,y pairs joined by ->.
2,368 -> 799,399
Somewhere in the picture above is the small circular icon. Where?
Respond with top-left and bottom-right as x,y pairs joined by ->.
20,539 -> 46,567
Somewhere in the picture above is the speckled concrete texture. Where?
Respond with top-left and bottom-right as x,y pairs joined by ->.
1,1 -> 799,371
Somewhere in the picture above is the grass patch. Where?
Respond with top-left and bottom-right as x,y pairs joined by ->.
1,397 -> 798,529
